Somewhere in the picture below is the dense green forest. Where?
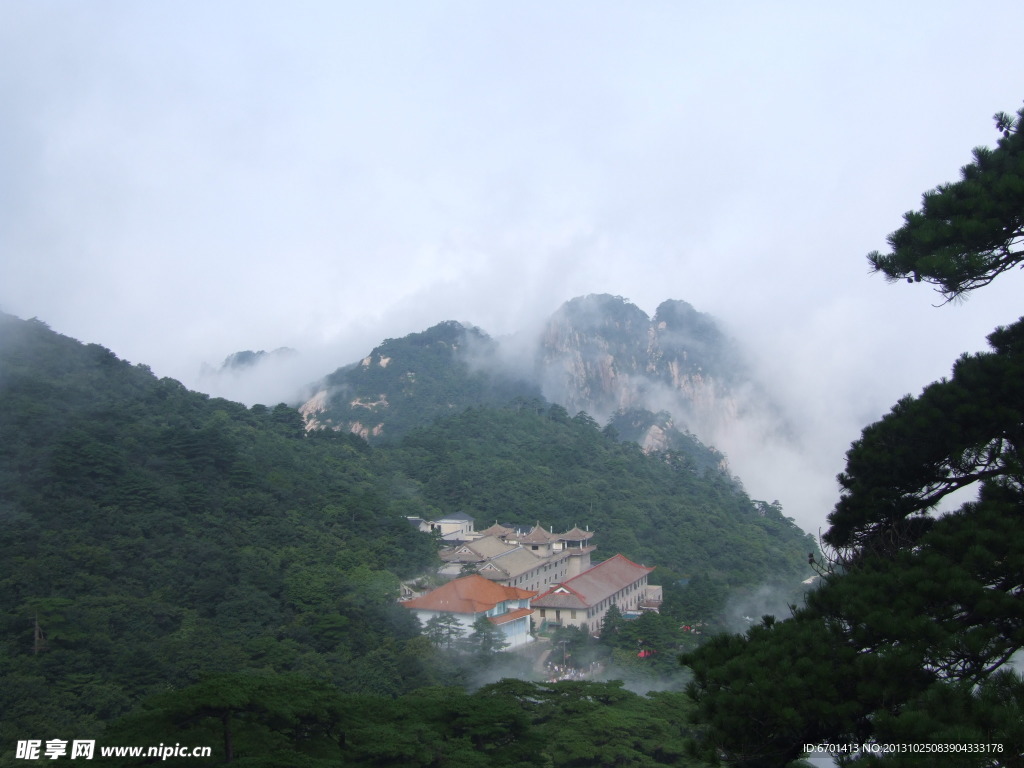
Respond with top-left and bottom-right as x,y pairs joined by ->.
307,320 -> 543,440
0,309 -> 814,765
104,676 -> 708,767
386,403 -> 812,588
0,314 -> 440,752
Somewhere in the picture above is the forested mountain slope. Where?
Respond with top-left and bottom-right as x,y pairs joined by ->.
300,320 -> 541,440
385,402 -> 813,588
0,311 -> 813,764
0,313 -> 437,742
298,295 -> 773,460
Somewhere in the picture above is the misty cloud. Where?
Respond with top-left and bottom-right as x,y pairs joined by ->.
3,1 -> 1024,537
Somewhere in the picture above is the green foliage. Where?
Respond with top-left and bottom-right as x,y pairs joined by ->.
0,310 -> 811,764
601,603 -> 625,640
423,613 -> 465,650
868,104 -> 1024,300
683,614 -> 870,767
387,402 -> 815,590
0,313 -> 437,743
827,317 -> 1024,557
607,409 -> 728,475
335,679 -> 706,767
105,672 -> 347,766
682,103 -> 1024,766
312,321 -> 542,440
94,676 -> 712,767
464,614 -> 510,656
859,670 -> 1024,767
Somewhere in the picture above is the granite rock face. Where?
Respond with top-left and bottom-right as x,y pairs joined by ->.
298,295 -> 769,463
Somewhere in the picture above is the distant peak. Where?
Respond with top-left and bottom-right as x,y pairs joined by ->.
220,347 -> 297,371
554,294 -> 650,327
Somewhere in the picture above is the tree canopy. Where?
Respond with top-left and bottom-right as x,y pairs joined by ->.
868,105 -> 1024,301
682,104 -> 1024,767
0,309 -> 813,761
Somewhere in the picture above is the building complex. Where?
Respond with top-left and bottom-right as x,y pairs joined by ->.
402,514 -> 662,649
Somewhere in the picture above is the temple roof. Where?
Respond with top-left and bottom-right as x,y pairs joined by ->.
515,525 -> 558,544
476,522 -> 516,538
560,526 -> 594,541
529,584 -> 588,609
401,574 -> 535,615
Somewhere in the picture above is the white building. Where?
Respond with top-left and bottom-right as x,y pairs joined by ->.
400,574 -> 536,649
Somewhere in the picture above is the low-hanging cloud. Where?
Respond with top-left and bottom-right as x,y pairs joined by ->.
3,1 -> 1024,538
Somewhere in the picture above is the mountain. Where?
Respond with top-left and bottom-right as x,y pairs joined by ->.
535,294 -> 777,469
0,310 -> 814,760
300,320 -> 542,440
537,295 -> 750,437
0,312 -> 438,741
605,408 -> 727,474
217,346 -> 297,371
387,404 -> 813,587
299,294 -> 772,472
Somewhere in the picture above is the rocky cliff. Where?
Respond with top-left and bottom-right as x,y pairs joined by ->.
297,295 -> 768,468
535,295 -> 748,445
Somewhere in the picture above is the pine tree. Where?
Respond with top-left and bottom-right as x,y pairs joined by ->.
464,615 -> 510,656
423,613 -> 465,650
682,104 -> 1024,767
868,103 -> 1024,300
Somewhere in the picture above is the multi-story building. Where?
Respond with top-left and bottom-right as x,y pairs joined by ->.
531,553 -> 656,635
438,524 -> 596,593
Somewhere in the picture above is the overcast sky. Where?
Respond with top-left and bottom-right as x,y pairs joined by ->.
2,2 -> 1023,531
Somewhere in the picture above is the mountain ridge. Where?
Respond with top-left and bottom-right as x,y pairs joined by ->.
297,294 -> 773,472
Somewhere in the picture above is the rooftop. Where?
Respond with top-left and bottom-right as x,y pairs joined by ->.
476,522 -> 516,538
560,526 -> 595,541
532,554 -> 653,609
439,535 -> 517,563
401,574 -> 536,614
477,547 -> 545,580
514,525 -> 558,544
438,511 -> 475,522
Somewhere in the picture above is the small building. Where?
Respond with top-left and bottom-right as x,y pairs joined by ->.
408,511 -> 476,543
531,554 -> 654,635
400,574 -> 536,649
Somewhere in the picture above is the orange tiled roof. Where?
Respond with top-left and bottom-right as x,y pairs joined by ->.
401,574 -> 536,614
488,607 -> 534,625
